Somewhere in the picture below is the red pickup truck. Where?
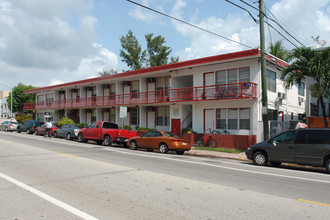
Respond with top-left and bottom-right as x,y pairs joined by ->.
77,121 -> 137,146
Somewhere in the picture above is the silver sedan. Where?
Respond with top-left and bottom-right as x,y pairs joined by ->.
0,121 -> 18,132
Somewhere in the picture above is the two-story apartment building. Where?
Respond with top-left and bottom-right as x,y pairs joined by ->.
23,49 -> 305,142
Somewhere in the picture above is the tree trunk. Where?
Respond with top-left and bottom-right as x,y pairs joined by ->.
319,96 -> 328,128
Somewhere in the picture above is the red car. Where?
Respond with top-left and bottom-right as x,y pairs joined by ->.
35,123 -> 58,136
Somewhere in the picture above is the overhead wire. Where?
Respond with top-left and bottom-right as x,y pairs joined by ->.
126,0 -> 254,49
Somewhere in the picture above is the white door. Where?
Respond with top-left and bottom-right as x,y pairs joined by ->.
204,73 -> 215,98
147,111 -> 155,128
147,83 -> 156,103
204,109 -> 215,132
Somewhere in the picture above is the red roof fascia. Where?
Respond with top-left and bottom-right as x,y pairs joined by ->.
24,49 -> 261,94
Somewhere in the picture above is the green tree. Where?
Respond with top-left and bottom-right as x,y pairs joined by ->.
268,40 -> 290,62
120,29 -> 146,70
120,30 -> 179,70
281,47 -> 330,127
7,83 -> 37,113
98,69 -> 118,76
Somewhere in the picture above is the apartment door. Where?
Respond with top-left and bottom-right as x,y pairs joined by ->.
204,109 -> 215,132
204,72 -> 215,98
171,119 -> 181,136
147,82 -> 156,103
147,111 -> 155,128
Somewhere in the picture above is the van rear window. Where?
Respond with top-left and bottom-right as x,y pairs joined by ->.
296,130 -> 330,144
102,122 -> 118,129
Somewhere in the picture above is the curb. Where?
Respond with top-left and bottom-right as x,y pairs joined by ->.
185,151 -> 248,161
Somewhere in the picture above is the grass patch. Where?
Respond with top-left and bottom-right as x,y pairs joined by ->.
193,147 -> 244,153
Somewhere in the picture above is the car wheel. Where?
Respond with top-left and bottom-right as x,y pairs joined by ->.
176,151 -> 184,155
159,143 -> 169,154
17,129 -> 21,133
147,148 -> 153,152
270,162 -> 282,167
66,133 -> 71,140
252,151 -> 268,166
104,136 -> 112,146
5,127 -> 8,132
78,133 -> 86,143
325,159 -> 330,173
130,141 -> 137,150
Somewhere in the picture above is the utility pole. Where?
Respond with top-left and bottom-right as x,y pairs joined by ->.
259,0 -> 269,140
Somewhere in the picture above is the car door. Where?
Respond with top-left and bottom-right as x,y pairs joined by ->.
295,130 -> 329,166
59,125 -> 68,137
137,131 -> 152,147
268,130 -> 297,163
149,131 -> 163,149
84,122 -> 97,139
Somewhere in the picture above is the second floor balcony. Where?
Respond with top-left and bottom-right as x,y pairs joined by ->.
23,82 -> 257,110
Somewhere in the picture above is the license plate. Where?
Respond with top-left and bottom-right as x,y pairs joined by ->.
182,142 -> 187,145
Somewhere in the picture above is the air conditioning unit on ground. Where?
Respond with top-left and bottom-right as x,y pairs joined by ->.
147,77 -> 155,83
122,81 -> 130,86
278,92 -> 286,99
298,97 -> 304,102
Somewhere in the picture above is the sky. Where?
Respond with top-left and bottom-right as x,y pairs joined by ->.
0,0 -> 329,90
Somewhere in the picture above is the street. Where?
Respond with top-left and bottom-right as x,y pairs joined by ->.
0,132 -> 330,219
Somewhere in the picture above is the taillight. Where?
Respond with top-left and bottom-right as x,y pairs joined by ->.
32,126 -> 34,129
10,124 -> 14,127
171,139 -> 181,142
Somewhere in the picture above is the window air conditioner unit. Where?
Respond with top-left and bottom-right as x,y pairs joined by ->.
122,81 -> 130,86
85,109 -> 92,113
103,84 -> 110,89
85,87 -> 92,91
59,90 -> 65,94
71,89 -> 77,93
278,92 -> 286,99
146,106 -> 155,112
298,97 -> 304,102
147,77 -> 155,83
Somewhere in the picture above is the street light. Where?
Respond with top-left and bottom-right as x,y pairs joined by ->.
0,83 -> 13,119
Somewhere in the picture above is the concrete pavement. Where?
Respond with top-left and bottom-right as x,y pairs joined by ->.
185,148 -> 248,160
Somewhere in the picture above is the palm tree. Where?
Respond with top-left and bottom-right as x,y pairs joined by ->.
268,40 -> 290,62
281,47 -> 330,127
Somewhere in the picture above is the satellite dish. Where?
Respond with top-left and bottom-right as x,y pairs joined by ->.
312,36 -> 326,48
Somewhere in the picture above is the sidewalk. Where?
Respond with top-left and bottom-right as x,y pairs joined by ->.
185,148 -> 248,161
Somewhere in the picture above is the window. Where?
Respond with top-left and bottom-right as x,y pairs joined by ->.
296,130 -> 330,144
96,122 -> 101,128
216,67 -> 250,85
130,107 -> 139,125
266,69 -> 276,92
88,122 -> 96,128
131,81 -> 139,99
102,122 -> 119,129
216,108 -> 250,130
156,77 -> 169,90
156,106 -> 169,126
273,130 -> 296,144
298,83 -> 305,96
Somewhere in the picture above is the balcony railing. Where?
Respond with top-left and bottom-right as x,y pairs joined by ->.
23,82 -> 257,110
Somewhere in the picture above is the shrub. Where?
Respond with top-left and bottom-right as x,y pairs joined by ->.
136,127 -> 156,131
58,117 -> 75,127
181,128 -> 196,134
76,123 -> 88,128
119,125 -> 132,130
15,113 -> 33,123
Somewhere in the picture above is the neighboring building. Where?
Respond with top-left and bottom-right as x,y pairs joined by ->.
0,90 -> 9,99
23,49 -> 306,142
0,98 -> 10,118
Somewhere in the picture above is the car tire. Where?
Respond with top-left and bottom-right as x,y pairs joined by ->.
17,129 -> 21,133
253,151 -> 268,166
129,141 -> 137,150
147,148 -> 153,152
270,162 -> 282,167
104,136 -> 112,146
78,133 -> 86,143
5,127 -> 8,132
325,159 -> 330,173
159,143 -> 169,154
66,133 -> 71,140
176,151 -> 184,155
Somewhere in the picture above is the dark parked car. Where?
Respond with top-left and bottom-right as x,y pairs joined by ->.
17,120 -> 41,134
245,128 -> 330,173
53,124 -> 80,140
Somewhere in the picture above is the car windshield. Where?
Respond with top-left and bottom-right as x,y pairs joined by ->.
163,131 -> 181,138
10,122 -> 18,124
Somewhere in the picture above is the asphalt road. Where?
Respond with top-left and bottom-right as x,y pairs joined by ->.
0,131 -> 330,219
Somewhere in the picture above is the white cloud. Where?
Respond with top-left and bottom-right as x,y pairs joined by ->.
0,0 -> 118,88
128,0 -> 159,23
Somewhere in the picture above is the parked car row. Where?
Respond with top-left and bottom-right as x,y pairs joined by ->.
5,120 -> 192,155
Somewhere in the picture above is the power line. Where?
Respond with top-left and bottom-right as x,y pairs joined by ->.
126,0 -> 254,49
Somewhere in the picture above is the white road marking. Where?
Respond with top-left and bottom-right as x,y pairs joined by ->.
0,172 -> 98,220
2,132 -> 330,184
